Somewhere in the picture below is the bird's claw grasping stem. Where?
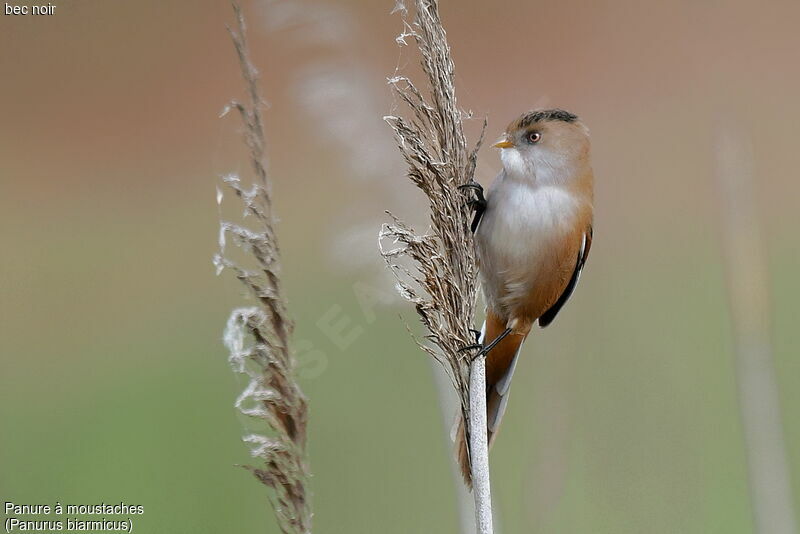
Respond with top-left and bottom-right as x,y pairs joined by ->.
458,343 -> 482,354
468,328 -> 482,344
457,327 -> 513,359
458,182 -> 486,233
456,329 -> 483,353
458,182 -> 486,208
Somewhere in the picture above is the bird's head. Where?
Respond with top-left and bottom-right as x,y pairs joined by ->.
494,108 -> 590,186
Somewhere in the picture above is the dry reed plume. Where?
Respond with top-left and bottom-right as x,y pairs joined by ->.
378,0 -> 493,530
215,4 -> 311,534
380,0 -> 483,436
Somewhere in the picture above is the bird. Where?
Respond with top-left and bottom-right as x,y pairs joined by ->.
456,108 -> 594,486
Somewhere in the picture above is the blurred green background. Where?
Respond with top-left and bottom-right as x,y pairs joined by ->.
1,0 -> 799,532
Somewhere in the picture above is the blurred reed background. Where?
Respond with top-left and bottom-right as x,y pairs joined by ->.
1,0 -> 799,532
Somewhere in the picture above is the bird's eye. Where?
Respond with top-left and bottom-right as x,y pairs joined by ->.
527,131 -> 542,144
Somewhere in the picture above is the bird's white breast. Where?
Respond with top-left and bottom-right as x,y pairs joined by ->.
482,181 -> 580,257
476,180 -> 581,311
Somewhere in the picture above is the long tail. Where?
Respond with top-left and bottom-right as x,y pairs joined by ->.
455,311 -> 526,488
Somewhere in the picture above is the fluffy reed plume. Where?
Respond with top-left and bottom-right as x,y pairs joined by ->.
215,4 -> 311,534
378,0 -> 492,531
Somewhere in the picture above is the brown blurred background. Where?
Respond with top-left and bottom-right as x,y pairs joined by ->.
1,1 -> 799,533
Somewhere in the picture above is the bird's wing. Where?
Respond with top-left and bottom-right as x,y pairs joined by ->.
538,226 -> 593,327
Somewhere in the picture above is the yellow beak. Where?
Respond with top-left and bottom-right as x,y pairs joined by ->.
493,139 -> 514,149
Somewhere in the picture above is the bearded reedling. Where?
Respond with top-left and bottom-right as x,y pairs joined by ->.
457,109 -> 594,485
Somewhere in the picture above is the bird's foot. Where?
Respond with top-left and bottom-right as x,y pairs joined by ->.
457,328 -> 484,354
468,328 -> 482,344
458,327 -> 513,359
458,343 -> 483,354
458,182 -> 486,233
458,182 -> 486,210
